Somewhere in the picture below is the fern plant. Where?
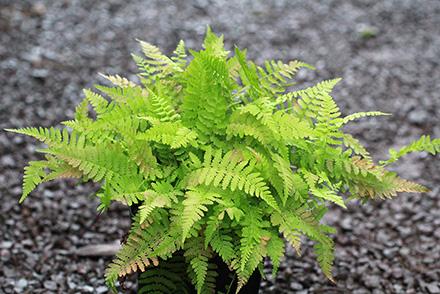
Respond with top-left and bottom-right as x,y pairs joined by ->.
6,26 -> 440,293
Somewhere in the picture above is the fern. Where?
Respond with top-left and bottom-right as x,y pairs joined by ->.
380,135 -> 440,166
7,26 -> 438,293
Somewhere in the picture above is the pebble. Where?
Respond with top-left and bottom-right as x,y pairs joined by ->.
408,109 -> 429,125
364,275 -> 381,288
14,278 -> 28,292
417,223 -> 434,235
96,285 -> 109,293
426,283 -> 440,294
397,226 -> 413,238
43,280 -> 58,290
289,282 -> 303,290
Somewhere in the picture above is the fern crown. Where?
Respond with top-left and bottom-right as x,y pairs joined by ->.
7,26 -> 439,293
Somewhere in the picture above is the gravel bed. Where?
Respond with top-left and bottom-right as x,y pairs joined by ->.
1,1 -> 439,293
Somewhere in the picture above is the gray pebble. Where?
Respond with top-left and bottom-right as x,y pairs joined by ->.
408,109 -> 429,125
364,275 -> 381,288
43,280 -> 58,290
289,282 -> 303,290
426,283 -> 440,294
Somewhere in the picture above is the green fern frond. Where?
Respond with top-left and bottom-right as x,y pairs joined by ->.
180,187 -> 219,243
99,73 -> 137,88
271,153 -> 295,205
6,126 -> 70,148
235,46 -> 266,99
203,25 -> 229,59
184,236 -> 215,294
265,232 -> 285,277
234,242 -> 267,294
19,160 -> 49,202
257,59 -> 314,95
293,78 -> 341,125
380,135 -> 440,166
137,39 -> 173,72
138,250 -> 192,294
209,229 -> 236,262
313,235 -> 336,283
342,111 -> 390,125
186,149 -> 280,212
137,120 -> 198,149
341,133 -> 372,162
302,169 -> 346,208
171,40 -> 187,69
84,89 -> 113,115
145,82 -> 181,122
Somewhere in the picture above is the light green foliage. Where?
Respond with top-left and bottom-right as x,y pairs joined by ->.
6,26 -> 439,293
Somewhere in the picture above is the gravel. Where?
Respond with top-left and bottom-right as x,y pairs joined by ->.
1,0 -> 439,293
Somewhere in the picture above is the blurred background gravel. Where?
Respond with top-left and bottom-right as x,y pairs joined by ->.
1,0 -> 439,293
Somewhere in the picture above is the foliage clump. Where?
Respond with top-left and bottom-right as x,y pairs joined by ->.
7,27 -> 439,293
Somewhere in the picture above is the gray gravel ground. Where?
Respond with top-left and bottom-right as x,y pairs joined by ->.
1,0 -> 440,293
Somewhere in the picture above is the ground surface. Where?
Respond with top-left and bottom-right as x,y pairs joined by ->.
1,0 -> 439,293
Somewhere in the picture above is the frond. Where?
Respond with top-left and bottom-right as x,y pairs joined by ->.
99,73 -> 137,88
258,59 -> 314,95
341,133 -> 372,162
265,232 -> 285,276
128,141 -> 162,181
301,169 -> 346,208
180,49 -> 232,139
105,213 -> 174,287
144,82 -> 181,122
19,160 -> 50,202
136,39 -> 173,74
234,242 -> 267,294
235,46 -> 266,99
380,135 -> 440,166
137,120 -> 198,149
184,236 -> 216,294
349,171 -> 431,201
179,187 -> 219,243
171,40 -> 187,68
185,148 -> 280,212
209,229 -> 236,262
84,89 -> 113,115
138,251 -> 192,294
342,111 -> 390,124
6,126 -> 70,149
292,78 -> 341,126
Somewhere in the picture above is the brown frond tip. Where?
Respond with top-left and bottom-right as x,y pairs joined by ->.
359,172 -> 431,200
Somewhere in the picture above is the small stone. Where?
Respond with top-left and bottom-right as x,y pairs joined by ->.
383,248 -> 398,259
289,282 -> 303,290
397,227 -> 413,238
376,230 -> 389,244
1,155 -> 15,167
341,217 -> 352,231
426,283 -> 440,294
13,278 -> 28,292
77,285 -> 94,292
408,109 -> 429,125
434,228 -> 440,239
43,280 -> 58,290
417,223 -> 434,234
364,275 -> 381,288
391,267 -> 403,279
399,247 -> 410,256
3,267 -> 15,278
95,286 -> 109,293
393,284 -> 403,293
0,241 -> 13,249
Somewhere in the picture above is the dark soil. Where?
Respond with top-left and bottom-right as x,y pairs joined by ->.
1,1 -> 439,293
